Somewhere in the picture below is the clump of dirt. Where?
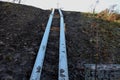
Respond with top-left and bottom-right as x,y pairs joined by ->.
0,1 -> 120,80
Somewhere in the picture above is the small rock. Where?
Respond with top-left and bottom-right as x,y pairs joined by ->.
0,54 -> 3,60
0,41 -> 5,45
1,74 -> 13,80
20,61 -> 27,66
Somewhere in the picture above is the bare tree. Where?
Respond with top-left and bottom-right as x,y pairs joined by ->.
18,0 -> 21,4
13,0 -> 16,3
109,4 -> 117,14
93,0 -> 99,16
13,0 -> 21,4
57,0 -> 59,8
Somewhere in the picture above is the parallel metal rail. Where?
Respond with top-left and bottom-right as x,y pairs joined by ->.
30,9 -> 69,80
58,9 -> 69,80
30,9 -> 55,80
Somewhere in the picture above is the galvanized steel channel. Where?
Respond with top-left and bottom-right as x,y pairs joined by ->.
58,9 -> 69,80
30,9 -> 55,80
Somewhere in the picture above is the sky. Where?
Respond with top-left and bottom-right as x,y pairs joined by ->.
2,0 -> 120,12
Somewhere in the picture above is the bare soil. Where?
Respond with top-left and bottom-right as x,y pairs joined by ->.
0,1 -> 120,80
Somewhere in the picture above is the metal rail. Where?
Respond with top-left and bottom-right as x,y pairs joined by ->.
30,9 -> 55,80
30,8 -> 69,80
58,9 -> 69,80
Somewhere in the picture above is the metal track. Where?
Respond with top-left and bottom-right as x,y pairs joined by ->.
30,9 -> 55,80
58,9 -> 69,80
30,9 -> 69,80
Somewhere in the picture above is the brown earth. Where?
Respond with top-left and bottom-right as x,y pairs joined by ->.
0,1 -> 120,80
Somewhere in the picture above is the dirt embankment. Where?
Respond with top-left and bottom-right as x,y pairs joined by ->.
0,2 -> 50,80
64,11 -> 120,79
0,1 -> 120,80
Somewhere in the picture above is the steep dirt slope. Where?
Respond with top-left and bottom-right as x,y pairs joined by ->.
63,11 -> 120,79
0,1 -> 120,80
0,2 -> 50,80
